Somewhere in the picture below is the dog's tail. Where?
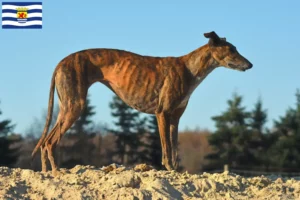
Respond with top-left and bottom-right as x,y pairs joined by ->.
31,72 -> 56,159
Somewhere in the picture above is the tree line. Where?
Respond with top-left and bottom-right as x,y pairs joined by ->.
1,90 -> 300,173
205,90 -> 300,172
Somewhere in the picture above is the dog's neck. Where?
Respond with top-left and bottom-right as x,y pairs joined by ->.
181,44 -> 219,79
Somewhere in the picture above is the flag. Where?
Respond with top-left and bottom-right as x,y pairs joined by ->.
2,2 -> 42,29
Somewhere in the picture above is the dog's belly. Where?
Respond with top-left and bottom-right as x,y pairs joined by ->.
103,81 -> 159,114
103,66 -> 164,114
125,97 -> 158,114
117,91 -> 159,114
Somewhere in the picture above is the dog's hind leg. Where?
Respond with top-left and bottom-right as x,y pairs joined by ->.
40,146 -> 48,172
40,122 -> 59,172
44,99 -> 86,176
42,65 -> 88,176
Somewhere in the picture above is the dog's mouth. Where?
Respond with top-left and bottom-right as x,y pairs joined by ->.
228,63 -> 249,72
228,63 -> 237,68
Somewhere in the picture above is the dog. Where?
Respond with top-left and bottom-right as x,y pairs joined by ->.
32,31 -> 253,176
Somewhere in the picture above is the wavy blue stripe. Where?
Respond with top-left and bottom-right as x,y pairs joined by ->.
2,17 -> 42,21
2,9 -> 42,13
2,24 -> 42,29
2,2 -> 42,6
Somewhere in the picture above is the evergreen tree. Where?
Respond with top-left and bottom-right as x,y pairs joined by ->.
0,101 -> 19,167
271,89 -> 300,171
109,95 -> 138,164
249,98 -> 276,170
204,93 -> 256,170
131,115 -> 149,164
250,98 -> 267,132
109,95 -> 148,165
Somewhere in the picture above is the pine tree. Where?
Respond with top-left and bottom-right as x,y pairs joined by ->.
249,98 -> 276,170
131,115 -> 149,164
204,93 -> 255,170
109,95 -> 137,164
109,95 -> 148,166
0,101 -> 19,167
250,98 -> 267,132
271,89 -> 300,171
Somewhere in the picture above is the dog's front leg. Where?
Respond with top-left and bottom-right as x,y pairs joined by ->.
156,112 -> 173,170
170,105 -> 187,170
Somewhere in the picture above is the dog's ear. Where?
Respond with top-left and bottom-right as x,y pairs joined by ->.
204,31 -> 221,46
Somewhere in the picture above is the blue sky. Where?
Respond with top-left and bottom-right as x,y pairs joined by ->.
1,0 -> 300,134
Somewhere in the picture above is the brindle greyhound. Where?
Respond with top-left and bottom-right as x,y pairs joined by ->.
32,31 -> 252,176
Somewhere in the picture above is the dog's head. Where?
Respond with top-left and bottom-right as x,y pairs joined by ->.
204,31 -> 252,71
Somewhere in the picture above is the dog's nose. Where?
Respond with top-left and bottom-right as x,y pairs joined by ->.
248,62 -> 253,69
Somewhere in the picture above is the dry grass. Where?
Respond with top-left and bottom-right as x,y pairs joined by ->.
178,129 -> 212,173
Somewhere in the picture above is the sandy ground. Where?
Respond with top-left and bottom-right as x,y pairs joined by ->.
0,164 -> 300,200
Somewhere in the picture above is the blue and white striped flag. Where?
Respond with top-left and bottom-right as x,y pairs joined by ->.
2,2 -> 42,29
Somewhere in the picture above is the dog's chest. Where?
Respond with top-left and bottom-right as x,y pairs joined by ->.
177,76 -> 205,108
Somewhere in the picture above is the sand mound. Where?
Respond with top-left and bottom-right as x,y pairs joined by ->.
1,164 -> 300,200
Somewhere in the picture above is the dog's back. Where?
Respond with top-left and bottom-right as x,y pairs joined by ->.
55,48 -> 188,113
